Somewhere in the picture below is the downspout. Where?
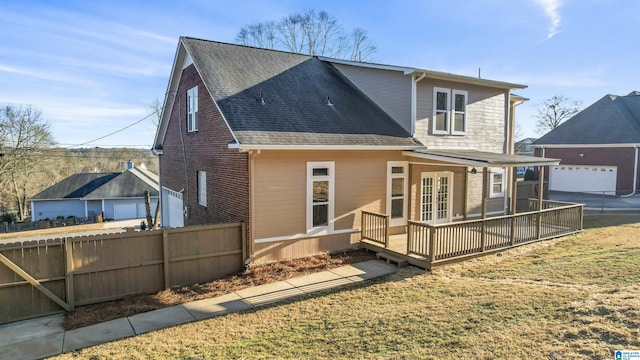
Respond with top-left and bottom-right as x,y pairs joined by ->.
245,149 -> 261,265
621,144 -> 638,197
411,72 -> 427,136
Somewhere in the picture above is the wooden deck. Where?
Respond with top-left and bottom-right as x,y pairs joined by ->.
361,200 -> 583,270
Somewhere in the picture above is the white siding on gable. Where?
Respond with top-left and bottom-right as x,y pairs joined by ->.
332,63 -> 412,133
415,79 -> 507,152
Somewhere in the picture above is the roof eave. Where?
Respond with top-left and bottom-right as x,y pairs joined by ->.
236,144 -> 426,151
403,151 -> 560,167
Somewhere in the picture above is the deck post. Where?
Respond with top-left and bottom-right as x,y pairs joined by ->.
511,167 -> 518,214
384,215 -> 390,248
510,216 -> 516,246
536,166 -> 545,239
428,226 -> 436,262
482,168 -> 489,219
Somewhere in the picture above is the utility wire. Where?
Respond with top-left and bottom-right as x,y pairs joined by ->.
65,110 -> 159,149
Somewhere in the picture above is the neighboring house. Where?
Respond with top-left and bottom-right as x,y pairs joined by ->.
515,137 -> 537,156
30,165 -> 159,221
152,37 -> 564,265
514,137 -> 537,176
534,91 -> 640,195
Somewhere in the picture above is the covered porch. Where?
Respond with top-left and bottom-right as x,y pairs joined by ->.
361,149 -> 584,269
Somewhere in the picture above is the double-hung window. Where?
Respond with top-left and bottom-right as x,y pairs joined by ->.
197,170 -> 207,206
452,90 -> 468,135
433,87 -> 468,135
490,168 -> 505,198
433,88 -> 450,134
307,162 -> 335,234
387,161 -> 408,226
187,86 -> 198,132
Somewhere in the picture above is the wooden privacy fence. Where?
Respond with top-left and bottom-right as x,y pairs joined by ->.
0,223 -> 245,325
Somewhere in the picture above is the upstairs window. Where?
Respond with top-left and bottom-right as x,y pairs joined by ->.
452,90 -> 468,135
433,87 -> 468,136
187,86 -> 198,132
433,88 -> 450,134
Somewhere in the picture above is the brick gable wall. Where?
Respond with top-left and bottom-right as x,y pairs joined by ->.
159,64 -> 250,231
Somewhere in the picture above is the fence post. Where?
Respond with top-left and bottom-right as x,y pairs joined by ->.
601,191 -> 605,213
64,238 -> 75,311
241,222 -> 247,264
163,230 -> 170,290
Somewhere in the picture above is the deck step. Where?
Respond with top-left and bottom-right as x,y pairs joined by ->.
376,252 -> 409,267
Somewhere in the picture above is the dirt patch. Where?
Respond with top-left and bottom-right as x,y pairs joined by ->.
63,249 -> 376,330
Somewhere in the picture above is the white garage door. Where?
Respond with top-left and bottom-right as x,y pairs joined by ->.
549,165 -> 617,195
114,203 -> 138,220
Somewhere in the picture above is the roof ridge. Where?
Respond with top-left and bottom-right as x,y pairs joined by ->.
181,36 -> 313,59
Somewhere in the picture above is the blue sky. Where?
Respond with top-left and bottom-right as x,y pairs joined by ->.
1,0 -> 638,148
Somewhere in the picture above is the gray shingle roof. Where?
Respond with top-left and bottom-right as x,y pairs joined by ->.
181,38 -> 422,147
30,168 -> 158,200
535,92 -> 640,145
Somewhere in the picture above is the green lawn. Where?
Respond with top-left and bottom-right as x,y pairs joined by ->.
54,213 -> 640,359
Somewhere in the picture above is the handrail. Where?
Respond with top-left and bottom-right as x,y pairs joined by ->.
361,211 -> 389,247
403,203 -> 583,264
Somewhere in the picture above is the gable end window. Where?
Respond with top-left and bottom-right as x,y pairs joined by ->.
432,87 -> 468,136
197,170 -> 207,206
306,162 -> 335,234
187,86 -> 198,132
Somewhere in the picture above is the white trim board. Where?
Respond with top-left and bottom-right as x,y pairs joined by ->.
255,228 -> 359,244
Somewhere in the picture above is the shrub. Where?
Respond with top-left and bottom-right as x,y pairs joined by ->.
140,220 -> 147,231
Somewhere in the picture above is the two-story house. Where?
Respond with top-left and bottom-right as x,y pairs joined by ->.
153,37 -> 578,267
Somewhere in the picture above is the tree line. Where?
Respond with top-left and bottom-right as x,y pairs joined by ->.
0,105 -> 156,222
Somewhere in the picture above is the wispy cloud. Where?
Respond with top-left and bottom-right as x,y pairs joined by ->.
535,0 -> 562,39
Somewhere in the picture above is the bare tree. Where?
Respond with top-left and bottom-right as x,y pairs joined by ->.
0,105 -> 55,220
146,98 -> 163,126
236,10 -> 376,61
536,95 -> 581,134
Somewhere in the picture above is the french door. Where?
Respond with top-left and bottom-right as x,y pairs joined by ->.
420,172 -> 452,224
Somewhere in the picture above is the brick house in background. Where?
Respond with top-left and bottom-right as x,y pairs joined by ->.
152,37 -> 560,265
534,91 -> 640,195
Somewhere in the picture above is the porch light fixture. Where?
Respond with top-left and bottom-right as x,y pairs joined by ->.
469,167 -> 477,174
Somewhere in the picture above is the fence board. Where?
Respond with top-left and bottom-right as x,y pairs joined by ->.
0,223 -> 244,324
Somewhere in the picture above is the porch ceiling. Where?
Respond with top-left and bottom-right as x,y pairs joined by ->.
403,149 -> 560,167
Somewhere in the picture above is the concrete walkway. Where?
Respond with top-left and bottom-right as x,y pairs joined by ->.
0,260 -> 398,360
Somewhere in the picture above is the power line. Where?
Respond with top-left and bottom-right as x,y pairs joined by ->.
65,110 -> 159,149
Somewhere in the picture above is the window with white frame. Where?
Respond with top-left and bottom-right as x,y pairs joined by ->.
490,168 -> 505,198
197,170 -> 207,206
433,87 -> 450,134
307,162 -> 335,233
387,161 -> 408,226
187,86 -> 198,132
433,87 -> 468,136
452,90 -> 468,135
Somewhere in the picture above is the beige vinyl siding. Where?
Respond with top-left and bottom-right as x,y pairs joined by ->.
252,232 -> 360,264
415,79 -> 507,152
332,63 -> 412,133
253,150 -> 406,240
466,171 -> 506,216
